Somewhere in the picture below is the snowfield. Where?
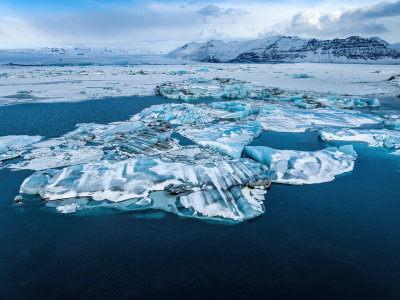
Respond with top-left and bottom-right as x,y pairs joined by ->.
0,63 -> 399,105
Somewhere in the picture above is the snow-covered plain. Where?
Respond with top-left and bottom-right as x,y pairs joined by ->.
0,63 -> 399,105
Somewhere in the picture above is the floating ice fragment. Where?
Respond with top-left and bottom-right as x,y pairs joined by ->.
180,120 -> 262,158
209,101 -> 260,119
20,158 -> 270,223
132,103 -> 214,125
258,104 -> 382,133
319,128 -> 400,149
156,77 -> 255,101
245,145 -> 357,184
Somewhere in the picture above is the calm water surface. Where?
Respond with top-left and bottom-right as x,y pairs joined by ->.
0,96 -> 399,299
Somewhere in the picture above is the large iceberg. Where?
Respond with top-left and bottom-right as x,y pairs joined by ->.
20,158 -> 271,223
245,145 -> 357,184
179,120 -> 262,158
319,128 -> 400,150
258,104 -> 382,133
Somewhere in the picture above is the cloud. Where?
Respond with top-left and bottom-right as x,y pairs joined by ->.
197,4 -> 247,21
286,0 -> 400,38
0,0 -> 399,49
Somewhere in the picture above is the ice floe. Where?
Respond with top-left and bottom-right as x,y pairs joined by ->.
258,104 -> 382,133
179,120 -> 262,158
319,128 -> 400,150
20,158 -> 270,223
245,145 -> 357,184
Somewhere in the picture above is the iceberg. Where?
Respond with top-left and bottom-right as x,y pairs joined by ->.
209,101 -> 260,119
385,118 -> 400,131
19,158 -> 271,223
319,128 -> 400,150
132,103 -> 214,125
245,145 -> 357,184
312,96 -> 381,109
258,104 -> 382,133
179,120 -> 262,158
277,95 -> 380,110
155,77 -> 255,101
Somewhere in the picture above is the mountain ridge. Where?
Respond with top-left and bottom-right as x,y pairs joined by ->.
167,36 -> 400,64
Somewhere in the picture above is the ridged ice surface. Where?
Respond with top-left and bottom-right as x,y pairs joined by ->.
20,158 -> 270,222
179,120 -> 262,158
4,121 -> 180,171
319,128 -> 400,151
258,104 -> 382,133
132,103 -> 214,125
245,145 -> 357,184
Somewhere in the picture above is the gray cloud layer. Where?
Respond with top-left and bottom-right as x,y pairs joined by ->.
287,0 -> 400,38
0,1 -> 399,49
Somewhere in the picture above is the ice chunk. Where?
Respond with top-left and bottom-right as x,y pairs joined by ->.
156,77 -> 255,101
319,128 -> 400,149
132,103 -> 214,125
385,118 -> 400,131
63,123 -> 112,142
0,135 -> 42,161
312,96 -> 381,109
179,120 -> 262,158
258,104 -> 382,133
245,145 -> 357,184
158,146 -> 231,166
209,101 -> 260,119
278,95 -> 381,110
110,121 -> 180,158
20,158 -> 270,223
102,121 -> 144,136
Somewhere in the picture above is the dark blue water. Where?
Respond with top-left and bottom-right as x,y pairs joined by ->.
1,97 -> 400,299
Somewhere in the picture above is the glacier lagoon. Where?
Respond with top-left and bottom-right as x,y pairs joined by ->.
0,95 -> 400,298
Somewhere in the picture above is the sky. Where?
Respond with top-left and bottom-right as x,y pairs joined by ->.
0,0 -> 399,52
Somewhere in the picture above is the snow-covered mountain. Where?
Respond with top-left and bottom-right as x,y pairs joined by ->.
168,36 -> 400,64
